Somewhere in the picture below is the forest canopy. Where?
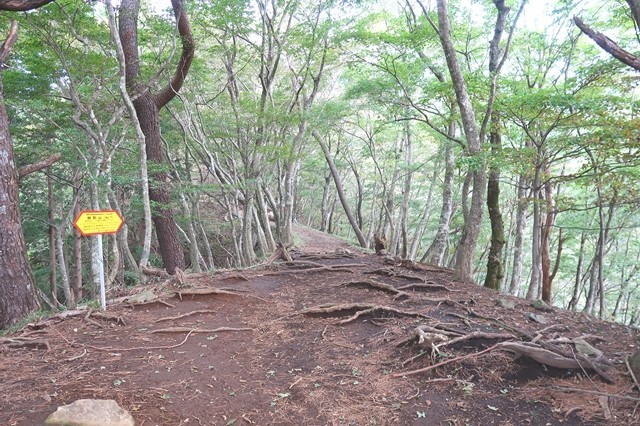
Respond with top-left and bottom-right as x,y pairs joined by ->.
0,0 -> 639,329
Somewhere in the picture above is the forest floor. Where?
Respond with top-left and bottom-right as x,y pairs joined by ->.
1,225 -> 640,425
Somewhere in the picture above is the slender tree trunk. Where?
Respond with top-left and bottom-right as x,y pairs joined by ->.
72,183 -> 83,301
540,172 -> 556,303
48,169 -> 59,307
399,121 -> 413,258
313,130 -> 367,247
567,230 -> 587,311
437,0 -> 485,282
54,223 -> 74,308
508,177 -> 527,295
527,155 -> 543,300
319,171 -> 331,232
409,162 -> 439,261
107,0 -> 151,271
425,140 -> 455,266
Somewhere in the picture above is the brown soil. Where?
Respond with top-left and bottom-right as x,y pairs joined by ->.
1,225 -> 639,425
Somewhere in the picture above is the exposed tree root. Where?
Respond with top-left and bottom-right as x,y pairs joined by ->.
303,303 -> 431,325
398,282 -> 459,293
400,327 -> 512,365
263,261 -> 364,276
394,344 -> 500,377
437,331 -> 514,350
337,279 -> 412,300
549,386 -> 640,402
0,337 -> 50,351
154,310 -> 218,323
266,242 -> 294,264
176,288 -> 243,300
499,342 -> 615,383
149,326 -> 253,334
127,299 -> 176,308
220,273 -> 250,281
295,250 -> 356,261
364,268 -> 424,282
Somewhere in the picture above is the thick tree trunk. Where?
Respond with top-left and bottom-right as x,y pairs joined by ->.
0,20 -> 40,329
119,0 -> 194,274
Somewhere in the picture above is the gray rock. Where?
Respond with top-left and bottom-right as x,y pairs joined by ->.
530,299 -> 553,312
45,399 -> 134,426
496,298 -> 516,309
526,312 -> 548,324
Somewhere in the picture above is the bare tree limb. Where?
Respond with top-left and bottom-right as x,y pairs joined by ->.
18,153 -> 61,179
574,16 -> 640,71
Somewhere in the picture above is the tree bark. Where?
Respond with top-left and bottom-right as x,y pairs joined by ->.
0,20 -> 40,329
312,130 -> 367,247
118,0 -> 194,274
436,0 -> 486,282
0,0 -> 55,11
508,176 -> 527,295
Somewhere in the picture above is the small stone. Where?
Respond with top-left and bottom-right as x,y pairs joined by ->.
125,289 -> 156,304
574,338 -> 602,357
526,312 -> 548,324
45,399 -> 134,426
496,298 -> 516,309
530,299 -> 552,312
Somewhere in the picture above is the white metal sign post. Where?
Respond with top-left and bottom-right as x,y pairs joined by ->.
73,210 -> 124,311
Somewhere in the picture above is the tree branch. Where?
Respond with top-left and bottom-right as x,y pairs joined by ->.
154,0 -> 195,108
574,16 -> 640,71
0,0 -> 55,11
18,153 -> 61,179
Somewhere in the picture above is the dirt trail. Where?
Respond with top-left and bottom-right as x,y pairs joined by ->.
1,228 -> 638,425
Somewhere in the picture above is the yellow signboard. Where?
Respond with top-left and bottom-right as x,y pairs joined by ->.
73,210 -> 124,236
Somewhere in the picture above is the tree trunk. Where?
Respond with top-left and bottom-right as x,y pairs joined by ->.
107,0 -> 151,271
484,124 -> 505,290
425,140 -> 455,266
399,121 -> 413,258
48,169 -> 59,307
508,177 -> 528,295
0,20 -> 40,329
436,0 -> 485,282
540,173 -> 556,303
118,0 -> 194,274
567,230 -> 587,311
527,155 -> 543,300
409,162 -> 438,261
313,130 -> 367,247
